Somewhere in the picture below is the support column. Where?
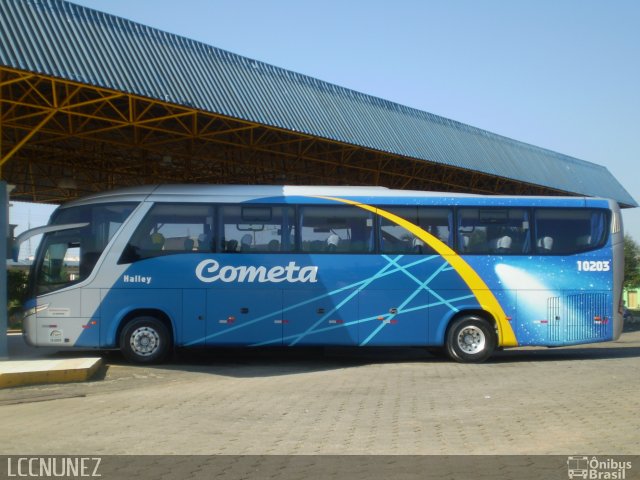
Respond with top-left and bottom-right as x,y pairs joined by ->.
0,180 -> 8,359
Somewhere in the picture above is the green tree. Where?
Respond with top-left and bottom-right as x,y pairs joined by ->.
624,235 -> 640,289
7,268 -> 28,312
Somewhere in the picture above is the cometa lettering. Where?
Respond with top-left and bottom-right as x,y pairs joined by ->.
196,260 -> 318,284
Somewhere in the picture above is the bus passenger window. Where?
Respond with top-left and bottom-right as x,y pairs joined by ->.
120,203 -> 215,263
457,208 -> 530,255
379,207 -> 420,254
219,205 -> 295,253
379,206 -> 453,254
300,205 -> 374,253
534,209 -> 608,254
418,207 -> 453,248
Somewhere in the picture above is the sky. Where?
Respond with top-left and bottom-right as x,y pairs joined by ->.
9,0 -> 640,254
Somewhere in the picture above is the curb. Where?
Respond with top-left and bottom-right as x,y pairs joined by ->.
0,358 -> 103,388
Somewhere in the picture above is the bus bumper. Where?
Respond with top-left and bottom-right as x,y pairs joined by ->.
22,312 -> 37,347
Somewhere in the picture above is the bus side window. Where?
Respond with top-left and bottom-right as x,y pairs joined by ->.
300,205 -> 374,253
418,207 -> 453,249
457,209 -> 488,254
378,206 -> 452,254
219,205 -> 295,253
534,208 -> 608,254
120,203 -> 215,263
457,208 -> 530,255
379,206 -> 419,254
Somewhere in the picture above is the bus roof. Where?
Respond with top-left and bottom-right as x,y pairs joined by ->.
61,184 -> 616,210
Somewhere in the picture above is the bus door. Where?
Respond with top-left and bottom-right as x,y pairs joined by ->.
33,229 -> 101,347
206,288 -> 283,346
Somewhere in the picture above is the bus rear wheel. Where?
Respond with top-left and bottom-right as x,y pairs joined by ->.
120,316 -> 171,364
446,315 -> 495,363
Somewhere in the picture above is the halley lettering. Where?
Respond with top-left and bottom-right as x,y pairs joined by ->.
123,275 -> 152,285
196,260 -> 318,284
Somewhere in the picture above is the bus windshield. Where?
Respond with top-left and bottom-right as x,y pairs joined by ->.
30,202 -> 137,295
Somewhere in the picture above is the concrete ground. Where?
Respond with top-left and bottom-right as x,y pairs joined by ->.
0,332 -> 102,388
0,329 -> 639,456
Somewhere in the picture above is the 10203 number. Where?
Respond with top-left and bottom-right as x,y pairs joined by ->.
577,260 -> 611,272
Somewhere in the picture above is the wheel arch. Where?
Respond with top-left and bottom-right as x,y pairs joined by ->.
444,309 -> 497,339
115,308 -> 175,349
435,308 -> 497,345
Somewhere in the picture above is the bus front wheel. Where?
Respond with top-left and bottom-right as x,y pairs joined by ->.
446,316 -> 495,363
120,316 -> 171,364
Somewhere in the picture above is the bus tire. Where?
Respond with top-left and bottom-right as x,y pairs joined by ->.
119,316 -> 171,364
445,315 -> 495,363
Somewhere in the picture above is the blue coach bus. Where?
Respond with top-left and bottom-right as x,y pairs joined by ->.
17,185 -> 624,363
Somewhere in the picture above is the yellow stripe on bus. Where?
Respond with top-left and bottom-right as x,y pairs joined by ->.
314,196 -> 518,347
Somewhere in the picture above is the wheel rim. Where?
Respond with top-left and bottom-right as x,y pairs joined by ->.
129,326 -> 160,357
456,325 -> 486,354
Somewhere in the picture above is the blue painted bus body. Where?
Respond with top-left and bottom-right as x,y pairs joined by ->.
22,186 -> 622,358
94,248 -> 613,349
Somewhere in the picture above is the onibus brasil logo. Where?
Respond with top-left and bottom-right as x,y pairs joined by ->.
567,456 -> 632,480
196,259 -> 318,284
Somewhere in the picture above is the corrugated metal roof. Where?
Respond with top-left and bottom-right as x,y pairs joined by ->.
0,0 -> 636,207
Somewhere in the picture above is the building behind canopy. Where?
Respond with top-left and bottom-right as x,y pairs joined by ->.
0,0 -> 635,208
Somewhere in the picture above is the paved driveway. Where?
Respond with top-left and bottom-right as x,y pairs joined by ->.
1,330 -> 639,455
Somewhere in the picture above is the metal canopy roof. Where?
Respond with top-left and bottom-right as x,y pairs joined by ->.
0,0 -> 636,207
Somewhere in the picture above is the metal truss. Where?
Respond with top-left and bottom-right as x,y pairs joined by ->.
1,66 -> 565,203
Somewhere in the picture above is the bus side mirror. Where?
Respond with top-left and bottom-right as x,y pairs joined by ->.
10,222 -> 89,262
